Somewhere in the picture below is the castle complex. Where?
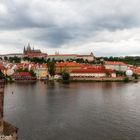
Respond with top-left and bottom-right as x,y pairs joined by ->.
23,44 -> 47,58
23,43 -> 95,61
23,44 -> 41,54
0,43 -> 95,62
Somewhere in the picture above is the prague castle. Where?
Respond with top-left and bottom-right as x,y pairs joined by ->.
23,44 -> 48,58
23,43 -> 41,54
0,43 -> 95,61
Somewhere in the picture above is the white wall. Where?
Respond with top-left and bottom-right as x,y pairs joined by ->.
70,73 -> 106,78
105,65 -> 128,72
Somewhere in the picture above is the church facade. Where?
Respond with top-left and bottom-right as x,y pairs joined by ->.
23,44 -> 47,58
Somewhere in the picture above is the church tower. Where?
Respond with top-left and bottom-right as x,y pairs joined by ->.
27,43 -> 31,53
23,46 -> 26,54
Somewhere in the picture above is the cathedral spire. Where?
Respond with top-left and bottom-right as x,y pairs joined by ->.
27,43 -> 30,47
27,43 -> 31,53
23,46 -> 26,54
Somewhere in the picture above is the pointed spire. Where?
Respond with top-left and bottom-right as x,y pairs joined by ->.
27,43 -> 31,53
27,43 -> 30,47
90,52 -> 94,56
23,46 -> 26,54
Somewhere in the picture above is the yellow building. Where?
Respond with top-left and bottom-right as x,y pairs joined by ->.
35,67 -> 48,80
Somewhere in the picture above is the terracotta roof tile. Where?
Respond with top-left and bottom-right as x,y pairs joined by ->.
56,62 -> 83,67
105,61 -> 126,66
71,66 -> 114,74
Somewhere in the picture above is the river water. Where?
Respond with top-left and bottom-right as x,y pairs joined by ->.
3,82 -> 140,140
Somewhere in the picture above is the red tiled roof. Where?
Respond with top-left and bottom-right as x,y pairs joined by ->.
49,54 -> 78,57
105,61 -> 126,66
56,62 -> 83,67
130,67 -> 140,74
24,53 -> 47,58
14,72 -> 31,77
0,65 -> 6,70
71,67 -> 114,74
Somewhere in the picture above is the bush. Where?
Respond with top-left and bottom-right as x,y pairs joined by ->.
124,77 -> 129,82
133,73 -> 139,79
116,71 -> 125,76
62,72 -> 70,81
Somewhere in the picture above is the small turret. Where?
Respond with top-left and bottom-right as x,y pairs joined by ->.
23,46 -> 26,54
90,52 -> 94,56
55,51 -> 59,55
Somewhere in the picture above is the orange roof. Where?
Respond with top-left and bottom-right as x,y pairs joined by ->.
71,67 -> 114,74
56,62 -> 83,67
14,72 -> 31,77
105,61 -> 126,66
49,54 -> 78,57
130,67 -> 140,74
24,53 -> 47,58
0,65 -> 6,70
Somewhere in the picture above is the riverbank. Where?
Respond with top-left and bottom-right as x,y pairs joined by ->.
3,76 -> 138,84
56,76 -> 136,83
70,77 -> 126,82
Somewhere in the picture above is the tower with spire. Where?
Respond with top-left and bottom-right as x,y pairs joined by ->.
23,43 -> 33,55
27,43 -> 31,53
23,46 -> 26,54
23,43 -> 48,58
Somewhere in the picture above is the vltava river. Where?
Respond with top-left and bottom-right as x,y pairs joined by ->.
3,82 -> 140,140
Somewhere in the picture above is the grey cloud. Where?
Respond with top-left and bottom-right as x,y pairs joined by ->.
0,0 -> 140,55
1,0 -> 139,30
31,27 -> 73,47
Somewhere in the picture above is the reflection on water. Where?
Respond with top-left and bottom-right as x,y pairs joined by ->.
0,82 -> 18,140
3,81 -> 140,140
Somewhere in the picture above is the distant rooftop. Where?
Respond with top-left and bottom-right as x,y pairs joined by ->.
105,61 -> 127,66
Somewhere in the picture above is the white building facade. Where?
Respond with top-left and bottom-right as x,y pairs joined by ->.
104,61 -> 128,72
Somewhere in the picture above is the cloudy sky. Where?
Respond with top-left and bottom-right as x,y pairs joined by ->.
0,0 -> 140,56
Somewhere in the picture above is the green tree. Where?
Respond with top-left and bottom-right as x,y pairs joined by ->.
29,70 -> 36,77
116,71 -> 125,76
133,73 -> 139,79
46,58 -> 50,63
62,72 -> 70,81
4,56 -> 8,61
23,57 -> 30,61
124,77 -> 129,82
0,70 -> 5,80
9,56 -> 21,63
47,62 -> 56,76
